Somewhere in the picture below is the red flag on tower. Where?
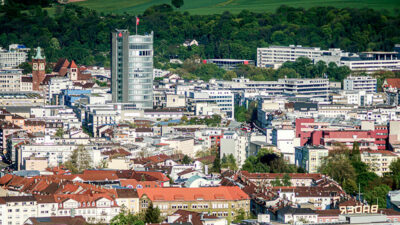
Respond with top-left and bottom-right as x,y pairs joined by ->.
136,17 -> 140,25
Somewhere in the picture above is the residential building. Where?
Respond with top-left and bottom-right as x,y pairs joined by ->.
0,70 -> 22,92
165,94 -> 186,108
220,131 -> 248,167
272,128 -> 300,164
111,29 -> 153,109
189,90 -> 234,119
295,146 -> 329,173
383,78 -> 400,106
360,150 -> 399,176
137,186 -> 250,220
343,75 -> 377,93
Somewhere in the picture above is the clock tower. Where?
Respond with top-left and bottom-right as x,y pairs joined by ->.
32,47 -> 46,91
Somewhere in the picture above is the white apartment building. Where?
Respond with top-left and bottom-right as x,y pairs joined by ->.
340,52 -> 400,73
220,131 -> 248,167
0,70 -> 22,92
0,196 -> 38,225
0,195 -> 120,225
0,47 -> 28,69
189,90 -> 234,119
272,128 -> 300,164
18,143 -> 100,168
257,45 -> 343,68
344,76 -> 377,93
48,76 -> 73,104
360,150 -> 399,176
281,78 -> 329,99
216,77 -> 329,100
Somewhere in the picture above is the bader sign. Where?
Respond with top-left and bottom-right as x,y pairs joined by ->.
339,205 -> 378,214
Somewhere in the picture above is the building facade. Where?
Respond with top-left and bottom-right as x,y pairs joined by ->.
111,29 -> 154,109
344,76 -> 377,93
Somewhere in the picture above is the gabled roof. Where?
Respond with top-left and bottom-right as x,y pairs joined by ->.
385,78 -> 400,89
26,216 -> 86,225
53,58 -> 70,73
68,60 -> 78,69
137,186 -> 249,201
115,188 -> 139,198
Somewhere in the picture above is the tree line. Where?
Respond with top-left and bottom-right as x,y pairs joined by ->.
1,1 -> 399,72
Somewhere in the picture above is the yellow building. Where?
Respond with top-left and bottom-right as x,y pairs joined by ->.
115,189 -> 140,214
361,150 -> 399,176
137,186 -> 250,221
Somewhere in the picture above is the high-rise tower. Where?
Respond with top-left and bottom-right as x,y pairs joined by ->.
111,29 -> 154,109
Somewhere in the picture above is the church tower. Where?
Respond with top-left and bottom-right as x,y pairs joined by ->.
32,47 -> 46,91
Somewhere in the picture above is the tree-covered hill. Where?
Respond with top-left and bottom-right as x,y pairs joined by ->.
72,0 -> 400,15
0,3 -> 399,75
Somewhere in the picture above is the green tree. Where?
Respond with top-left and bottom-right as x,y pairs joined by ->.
364,184 -> 391,208
171,0 -> 184,8
282,173 -> 292,186
18,62 -> 32,74
234,105 -> 247,122
181,155 -> 191,164
55,128 -> 64,138
320,154 -> 356,193
64,145 -> 93,174
233,208 -> 246,223
110,206 -> 144,225
223,70 -> 237,80
144,203 -> 161,223
271,176 -> 283,186
390,158 -> 400,188
221,154 -> 238,171
212,150 -> 221,173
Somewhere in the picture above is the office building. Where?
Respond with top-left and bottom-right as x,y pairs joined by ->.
280,78 -> 330,99
340,51 -> 400,73
257,45 -> 343,68
0,44 -> 28,69
189,90 -> 234,119
344,75 -> 377,93
111,29 -> 154,109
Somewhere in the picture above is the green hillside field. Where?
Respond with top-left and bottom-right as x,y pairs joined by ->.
72,0 -> 400,15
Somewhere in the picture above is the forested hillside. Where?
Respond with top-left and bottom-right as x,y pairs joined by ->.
1,3 -> 400,80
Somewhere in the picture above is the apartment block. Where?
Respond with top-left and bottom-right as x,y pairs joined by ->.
344,76 -> 377,93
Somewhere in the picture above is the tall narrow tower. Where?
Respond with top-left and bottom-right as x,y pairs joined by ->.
32,47 -> 46,91
111,29 -> 154,109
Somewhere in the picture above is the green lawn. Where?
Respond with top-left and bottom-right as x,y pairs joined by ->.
72,0 -> 400,15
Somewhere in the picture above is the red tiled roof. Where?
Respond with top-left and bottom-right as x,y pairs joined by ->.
120,179 -> 161,188
385,78 -> 400,89
361,149 -> 398,156
240,171 -> 323,180
68,60 -> 78,69
137,186 -> 249,201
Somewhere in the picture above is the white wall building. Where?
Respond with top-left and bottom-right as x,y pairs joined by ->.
220,131 -> 248,167
344,76 -> 377,93
257,45 -> 343,68
272,128 -> 300,164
